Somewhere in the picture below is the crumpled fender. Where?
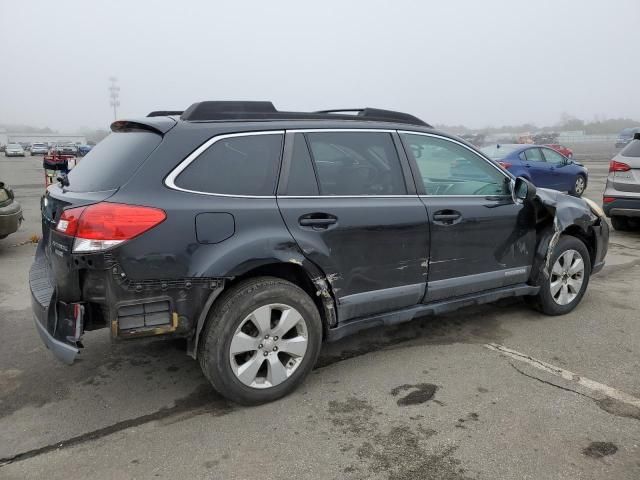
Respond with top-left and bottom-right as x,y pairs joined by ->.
530,188 -> 599,282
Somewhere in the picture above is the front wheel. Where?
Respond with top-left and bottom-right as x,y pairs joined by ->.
570,175 -> 586,197
199,277 -> 323,405
528,235 -> 591,315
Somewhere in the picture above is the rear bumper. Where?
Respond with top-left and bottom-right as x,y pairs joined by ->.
603,197 -> 640,218
32,314 -> 79,364
0,200 -> 22,237
30,243 -> 80,364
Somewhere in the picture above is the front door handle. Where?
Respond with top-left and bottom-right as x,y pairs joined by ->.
433,210 -> 462,224
299,213 -> 338,229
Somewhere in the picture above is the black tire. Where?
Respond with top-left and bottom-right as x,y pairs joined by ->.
610,216 -> 631,231
569,174 -> 586,197
528,235 -> 591,315
199,276 -> 323,405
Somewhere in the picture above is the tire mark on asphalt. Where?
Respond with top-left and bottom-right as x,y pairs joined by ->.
0,384 -> 232,468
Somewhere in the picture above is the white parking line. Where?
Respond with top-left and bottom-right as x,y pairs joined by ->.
484,343 -> 640,409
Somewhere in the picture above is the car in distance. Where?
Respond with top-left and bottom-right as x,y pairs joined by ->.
30,142 -> 49,155
60,143 -> 78,156
5,143 -> 25,157
30,101 -> 609,405
77,144 -> 93,156
544,143 -> 573,159
603,133 -> 640,230
481,144 -> 588,196
615,127 -> 640,148
0,181 -> 23,239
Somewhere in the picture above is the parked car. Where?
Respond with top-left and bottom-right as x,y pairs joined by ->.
30,142 -> 49,155
0,181 -> 23,239
615,127 -> 640,148
4,143 -> 25,157
77,144 -> 93,156
30,101 -> 609,405
603,133 -> 640,230
60,143 -> 78,156
544,144 -> 573,159
481,144 -> 588,196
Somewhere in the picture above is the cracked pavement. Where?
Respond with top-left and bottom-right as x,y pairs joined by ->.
1,149 -> 640,479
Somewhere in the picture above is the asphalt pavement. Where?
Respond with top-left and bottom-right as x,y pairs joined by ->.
1,149 -> 639,479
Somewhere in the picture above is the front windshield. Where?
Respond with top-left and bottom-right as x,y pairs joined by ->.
480,144 -> 519,160
7,144 -> 21,149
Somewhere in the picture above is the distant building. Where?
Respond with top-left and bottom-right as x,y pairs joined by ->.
0,129 -> 86,146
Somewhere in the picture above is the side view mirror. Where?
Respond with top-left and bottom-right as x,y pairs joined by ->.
513,176 -> 536,203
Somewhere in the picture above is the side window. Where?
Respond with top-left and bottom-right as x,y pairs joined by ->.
541,148 -> 565,165
518,152 -> 527,162
400,133 -> 509,196
305,132 -> 406,195
524,148 -> 545,163
286,134 -> 319,195
175,133 -> 283,195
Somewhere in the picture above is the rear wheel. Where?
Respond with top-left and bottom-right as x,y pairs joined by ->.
570,175 -> 586,197
199,277 -> 322,405
528,235 -> 591,315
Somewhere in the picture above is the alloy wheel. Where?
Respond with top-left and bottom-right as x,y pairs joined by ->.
550,249 -> 585,305
574,176 -> 585,195
229,304 -> 309,389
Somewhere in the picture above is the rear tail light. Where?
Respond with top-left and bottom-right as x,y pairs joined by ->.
498,161 -> 512,169
609,160 -> 631,172
56,202 -> 166,252
603,197 -> 616,204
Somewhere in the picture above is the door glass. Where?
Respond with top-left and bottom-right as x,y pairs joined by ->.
541,148 -> 565,165
400,133 -> 509,196
524,148 -> 546,163
305,132 -> 406,195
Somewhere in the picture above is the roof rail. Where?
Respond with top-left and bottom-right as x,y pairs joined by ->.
179,101 -> 430,127
315,108 -> 429,127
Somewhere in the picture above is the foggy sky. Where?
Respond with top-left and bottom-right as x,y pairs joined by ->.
1,0 -> 638,131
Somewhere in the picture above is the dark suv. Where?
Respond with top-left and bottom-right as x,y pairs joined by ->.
30,101 -> 609,404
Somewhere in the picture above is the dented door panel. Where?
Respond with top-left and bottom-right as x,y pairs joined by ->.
422,196 -> 536,298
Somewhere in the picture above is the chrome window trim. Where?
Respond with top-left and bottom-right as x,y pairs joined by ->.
164,128 -> 513,199
164,130 -> 285,199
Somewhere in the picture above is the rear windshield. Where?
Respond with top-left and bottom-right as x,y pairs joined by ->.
66,131 -> 161,192
7,144 -> 21,148
621,140 -> 640,158
480,145 -> 519,160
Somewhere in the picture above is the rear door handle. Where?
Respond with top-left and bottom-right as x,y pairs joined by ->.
299,213 -> 338,228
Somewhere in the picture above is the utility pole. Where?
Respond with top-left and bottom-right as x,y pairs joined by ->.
108,77 -> 120,121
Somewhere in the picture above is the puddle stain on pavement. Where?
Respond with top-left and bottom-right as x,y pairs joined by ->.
390,383 -> 438,406
328,396 -> 473,480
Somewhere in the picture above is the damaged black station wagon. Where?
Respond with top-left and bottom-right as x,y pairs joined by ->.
30,102 -> 609,404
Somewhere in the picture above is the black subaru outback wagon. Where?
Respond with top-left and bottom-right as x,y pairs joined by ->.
30,101 -> 609,404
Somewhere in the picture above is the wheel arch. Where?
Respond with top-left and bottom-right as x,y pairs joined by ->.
188,259 -> 337,359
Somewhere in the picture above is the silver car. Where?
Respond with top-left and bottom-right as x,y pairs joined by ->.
30,142 -> 49,155
4,143 -> 25,157
603,133 -> 640,230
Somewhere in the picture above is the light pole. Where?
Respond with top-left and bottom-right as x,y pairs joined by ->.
109,77 -> 120,121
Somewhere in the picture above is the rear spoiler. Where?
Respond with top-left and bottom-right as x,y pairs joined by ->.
110,116 -> 177,135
